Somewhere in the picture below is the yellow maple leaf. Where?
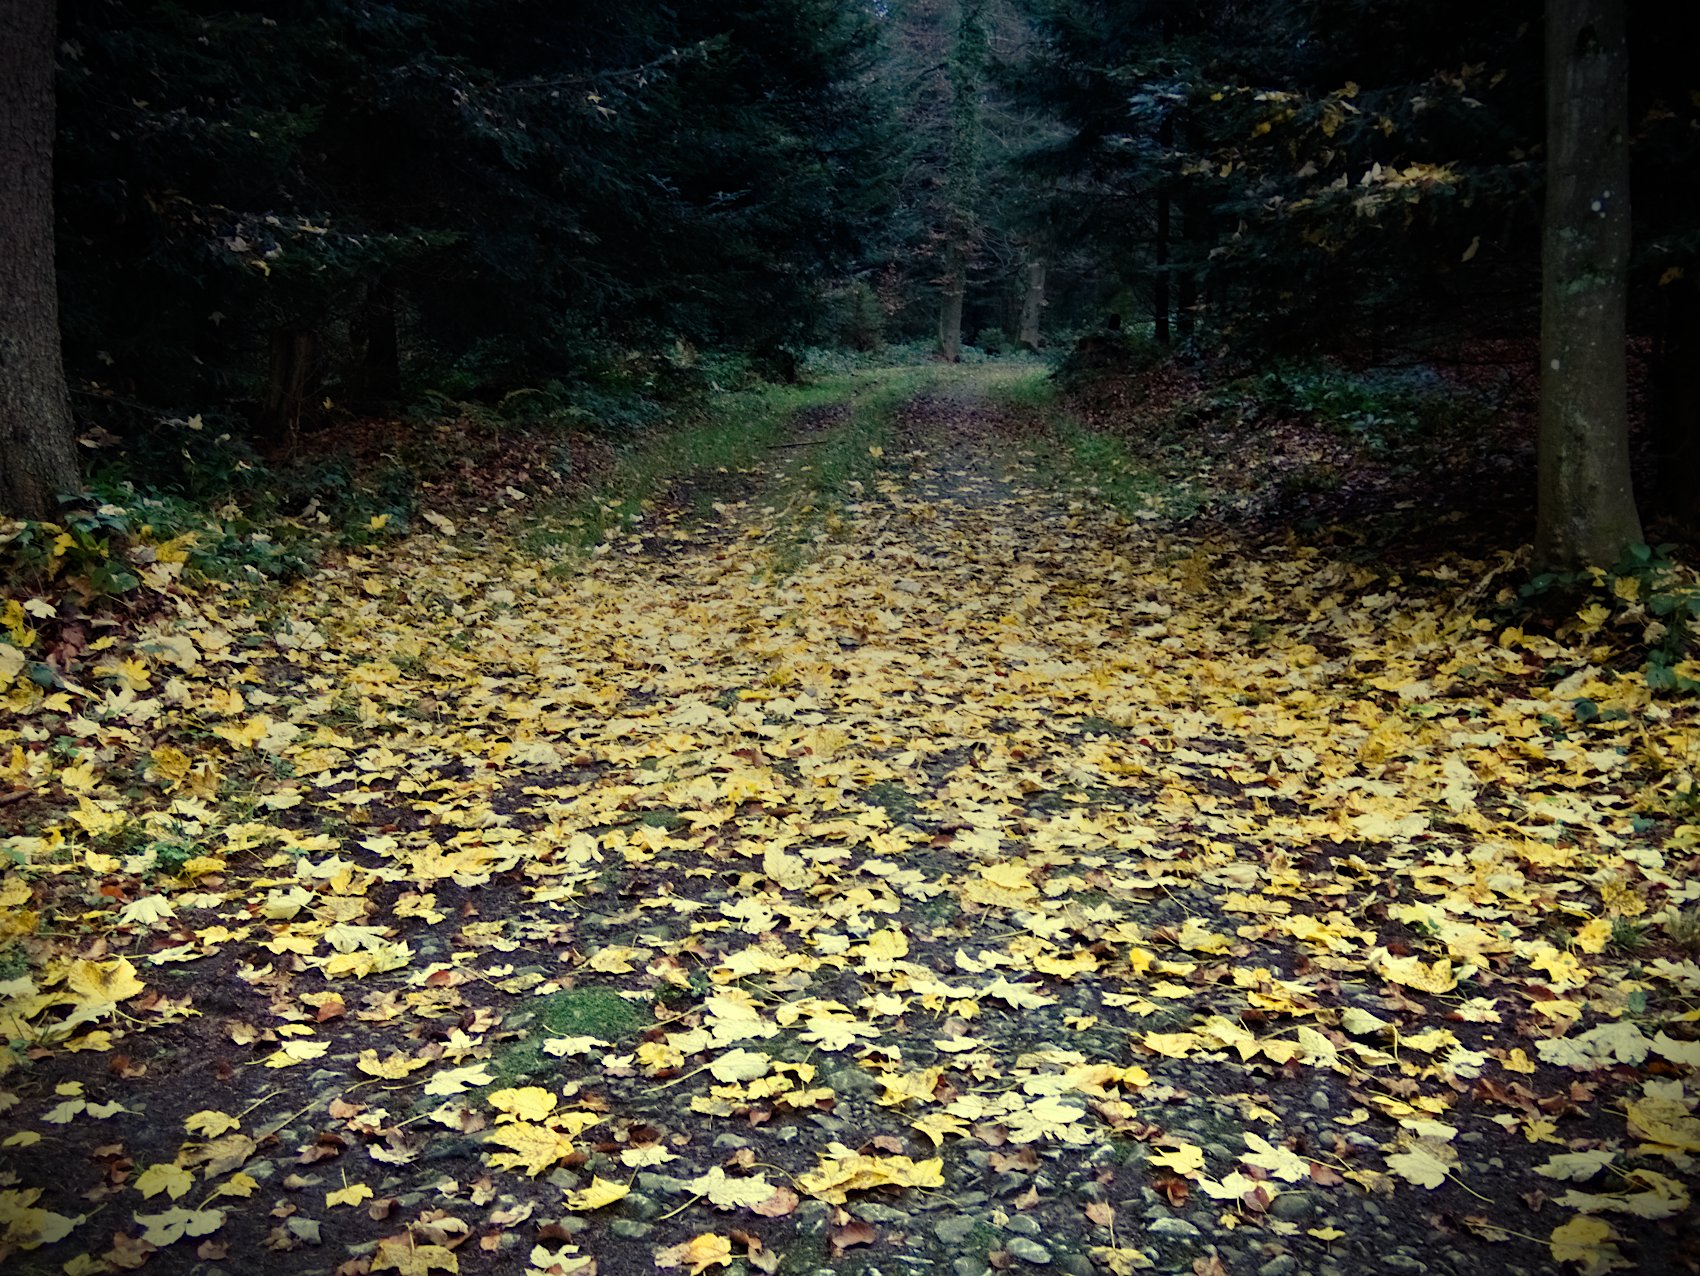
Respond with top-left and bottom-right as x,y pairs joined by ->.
133,1163 -> 195,1201
1141,1032 -> 1200,1059
327,1183 -> 375,1208
484,1122 -> 578,1176
64,957 -> 146,1005
210,1172 -> 259,1199
262,1039 -> 329,1068
563,1176 -> 630,1211
1549,1216 -> 1620,1275
372,1237 -> 460,1275
358,1049 -> 430,1080
794,1143 -> 943,1204
133,1207 -> 224,1246
1370,951 -> 1457,994
654,1233 -> 734,1274
1626,1092 -> 1700,1154
488,1086 -> 558,1122
1149,1143 -> 1205,1175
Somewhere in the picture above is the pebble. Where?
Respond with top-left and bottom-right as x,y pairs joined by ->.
1258,1256 -> 1298,1276
857,1203 -> 909,1225
1005,1215 -> 1041,1237
1270,1192 -> 1313,1222
954,1259 -> 990,1276
1005,1237 -> 1052,1265
1311,1089 -> 1332,1112
635,1172 -> 689,1196
796,1200 -> 832,1235
1058,1256 -> 1097,1276
1148,1218 -> 1202,1239
1383,1256 -> 1427,1274
624,1192 -> 661,1220
824,1066 -> 882,1098
610,1220 -> 653,1240
936,1217 -> 979,1246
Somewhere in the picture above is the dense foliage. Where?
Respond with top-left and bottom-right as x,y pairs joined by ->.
56,0 -> 889,430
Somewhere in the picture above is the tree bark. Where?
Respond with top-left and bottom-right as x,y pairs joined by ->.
1017,258 -> 1046,350
935,0 -> 984,364
1176,199 -> 1199,340
354,277 -> 401,404
260,326 -> 320,444
938,258 -> 965,361
0,0 -> 80,519
1153,114 -> 1173,346
1534,0 -> 1641,570
1656,278 -> 1700,534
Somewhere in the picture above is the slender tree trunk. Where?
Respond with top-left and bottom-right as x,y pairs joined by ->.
1017,258 -> 1046,351
1534,0 -> 1641,569
260,326 -> 319,444
1657,278 -> 1700,534
355,277 -> 401,404
1153,114 -> 1173,346
0,0 -> 80,519
1176,200 -> 1199,340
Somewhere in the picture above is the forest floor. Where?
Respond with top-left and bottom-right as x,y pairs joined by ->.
2,364 -> 1699,1276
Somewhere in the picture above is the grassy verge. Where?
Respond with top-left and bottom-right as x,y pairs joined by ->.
982,368 -> 1204,521
760,365 -> 937,575
520,374 -> 866,561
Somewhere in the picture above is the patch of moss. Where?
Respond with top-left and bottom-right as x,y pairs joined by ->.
489,987 -> 649,1086
537,986 -> 648,1038
862,780 -> 919,820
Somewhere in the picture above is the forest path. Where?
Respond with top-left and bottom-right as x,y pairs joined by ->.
3,366 -> 1694,1276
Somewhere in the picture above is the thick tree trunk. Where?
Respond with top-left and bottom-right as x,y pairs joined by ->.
935,0 -> 983,365
0,0 -> 80,519
1534,0 -> 1641,570
938,258 -> 965,361
1656,279 -> 1700,534
1017,258 -> 1046,351
260,326 -> 320,444
354,278 -> 401,404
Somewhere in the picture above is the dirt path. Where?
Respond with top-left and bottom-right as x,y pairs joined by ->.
2,368 -> 1696,1276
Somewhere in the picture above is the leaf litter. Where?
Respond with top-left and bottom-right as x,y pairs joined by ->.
1,370 -> 1697,1275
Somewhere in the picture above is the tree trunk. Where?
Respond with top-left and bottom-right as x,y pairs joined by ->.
1176,200 -> 1199,340
938,258 -> 965,361
0,0 -> 80,519
935,0 -> 984,364
1656,278 -> 1700,534
1534,0 -> 1641,570
1017,258 -> 1046,351
354,277 -> 401,404
1153,114 -> 1173,346
260,326 -> 320,444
